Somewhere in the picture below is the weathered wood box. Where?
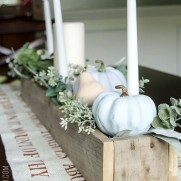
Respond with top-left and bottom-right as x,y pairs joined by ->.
21,79 -> 178,181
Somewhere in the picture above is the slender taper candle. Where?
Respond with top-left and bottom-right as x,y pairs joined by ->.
43,0 -> 54,55
53,0 -> 68,77
127,0 -> 139,95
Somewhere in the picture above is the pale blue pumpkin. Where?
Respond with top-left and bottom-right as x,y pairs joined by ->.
92,90 -> 156,136
73,60 -> 127,94
87,60 -> 127,92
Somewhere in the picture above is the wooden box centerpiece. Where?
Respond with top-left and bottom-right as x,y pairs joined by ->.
21,79 -> 178,181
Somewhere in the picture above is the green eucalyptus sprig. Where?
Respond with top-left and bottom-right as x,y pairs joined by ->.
36,66 -> 67,104
33,64 -> 96,133
7,43 -> 53,79
152,97 -> 181,129
139,77 -> 150,93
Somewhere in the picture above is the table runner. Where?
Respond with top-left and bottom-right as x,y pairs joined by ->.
0,84 -> 85,181
0,84 -> 181,181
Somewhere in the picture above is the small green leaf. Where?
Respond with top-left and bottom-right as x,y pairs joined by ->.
170,97 -> 178,106
143,79 -> 149,83
55,82 -> 66,92
158,108 -> 170,121
158,103 -> 169,111
171,106 -> 181,116
65,83 -> 73,91
178,99 -> 181,107
51,97 -> 60,105
161,119 -> 171,129
152,116 -> 165,129
46,87 -> 57,97
169,110 -> 177,127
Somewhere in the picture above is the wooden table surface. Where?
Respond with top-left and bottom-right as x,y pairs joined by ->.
139,66 -> 181,106
140,66 -> 181,133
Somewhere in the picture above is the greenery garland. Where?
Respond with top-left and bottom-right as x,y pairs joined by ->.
6,43 -> 181,135
7,43 -> 96,134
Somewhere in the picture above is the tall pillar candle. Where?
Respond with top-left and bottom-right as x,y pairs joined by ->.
127,0 -> 139,95
63,22 -> 85,66
43,0 -> 53,55
53,0 -> 68,77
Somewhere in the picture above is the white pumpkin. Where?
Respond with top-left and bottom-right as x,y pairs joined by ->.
92,87 -> 156,136
87,60 -> 127,91
73,60 -> 127,94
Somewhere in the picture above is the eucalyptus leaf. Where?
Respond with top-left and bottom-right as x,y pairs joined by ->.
139,88 -> 144,93
158,105 -> 174,128
171,106 -> 181,116
143,79 -> 150,83
169,118 -> 176,128
170,97 -> 178,106
158,108 -> 170,120
162,119 -> 171,129
168,108 -> 177,127
158,103 -> 169,111
152,116 -> 166,129
46,87 -> 57,97
16,43 -> 53,73
148,128 -> 181,139
55,82 -> 66,92
178,99 -> 181,107
176,123 -> 181,128
51,97 -> 60,105
65,83 -> 73,91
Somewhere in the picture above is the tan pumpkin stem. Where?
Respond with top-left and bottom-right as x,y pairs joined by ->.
83,65 -> 88,72
115,85 -> 129,97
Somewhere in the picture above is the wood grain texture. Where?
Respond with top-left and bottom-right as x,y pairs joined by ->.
113,136 -> 169,181
168,146 -> 178,181
21,79 -> 178,181
21,79 -> 114,181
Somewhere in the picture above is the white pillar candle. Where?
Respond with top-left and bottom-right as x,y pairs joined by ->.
43,0 -> 54,55
127,0 -> 139,95
63,22 -> 85,66
53,0 -> 68,77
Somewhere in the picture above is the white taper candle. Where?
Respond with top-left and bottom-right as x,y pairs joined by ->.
53,23 -> 58,71
43,0 -> 54,55
53,0 -> 68,77
127,0 -> 139,95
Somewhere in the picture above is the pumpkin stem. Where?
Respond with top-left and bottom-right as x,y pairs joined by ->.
95,60 -> 106,72
115,85 -> 129,97
82,65 -> 87,72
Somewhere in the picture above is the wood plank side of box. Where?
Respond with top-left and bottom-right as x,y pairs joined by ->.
21,79 -> 178,181
21,79 -> 114,181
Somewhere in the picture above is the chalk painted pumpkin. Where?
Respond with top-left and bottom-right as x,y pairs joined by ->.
87,60 -> 127,91
76,71 -> 104,106
74,60 -> 127,94
92,86 -> 156,136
